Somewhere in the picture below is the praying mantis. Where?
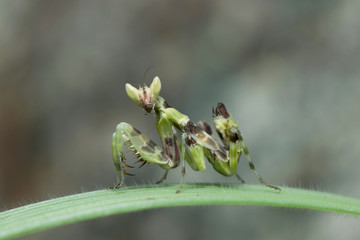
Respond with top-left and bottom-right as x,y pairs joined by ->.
112,77 -> 280,193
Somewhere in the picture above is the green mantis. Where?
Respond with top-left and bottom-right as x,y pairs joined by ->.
112,77 -> 280,193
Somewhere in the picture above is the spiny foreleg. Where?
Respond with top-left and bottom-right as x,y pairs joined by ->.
112,122 -> 174,188
112,132 -> 125,188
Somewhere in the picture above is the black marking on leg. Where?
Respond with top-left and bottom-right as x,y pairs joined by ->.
249,162 -> 255,170
216,130 -> 225,141
160,151 -> 169,160
141,145 -> 155,153
147,140 -> 157,149
173,136 -> 180,163
165,137 -> 173,146
130,127 -> 142,136
214,149 -> 227,161
156,170 -> 169,184
236,173 -> 246,183
164,137 -> 174,159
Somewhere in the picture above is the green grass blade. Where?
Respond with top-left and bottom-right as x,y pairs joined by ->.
1,184 -> 360,240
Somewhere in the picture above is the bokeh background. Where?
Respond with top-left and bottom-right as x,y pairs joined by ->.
1,1 -> 360,239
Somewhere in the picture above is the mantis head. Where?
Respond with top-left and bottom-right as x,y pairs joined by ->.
125,76 -> 161,113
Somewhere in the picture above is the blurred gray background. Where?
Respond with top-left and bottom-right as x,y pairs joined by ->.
1,0 -> 360,239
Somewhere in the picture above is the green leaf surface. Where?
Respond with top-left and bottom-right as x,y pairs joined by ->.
1,184 -> 360,240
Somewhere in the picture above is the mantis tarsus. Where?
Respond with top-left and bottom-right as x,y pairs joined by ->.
112,77 -> 280,193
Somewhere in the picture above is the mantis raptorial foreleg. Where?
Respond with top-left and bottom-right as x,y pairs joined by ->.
112,122 -> 173,188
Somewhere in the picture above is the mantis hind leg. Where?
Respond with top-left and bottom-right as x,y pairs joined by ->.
240,142 -> 281,191
236,173 -> 246,183
155,170 -> 169,184
176,133 -> 187,194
